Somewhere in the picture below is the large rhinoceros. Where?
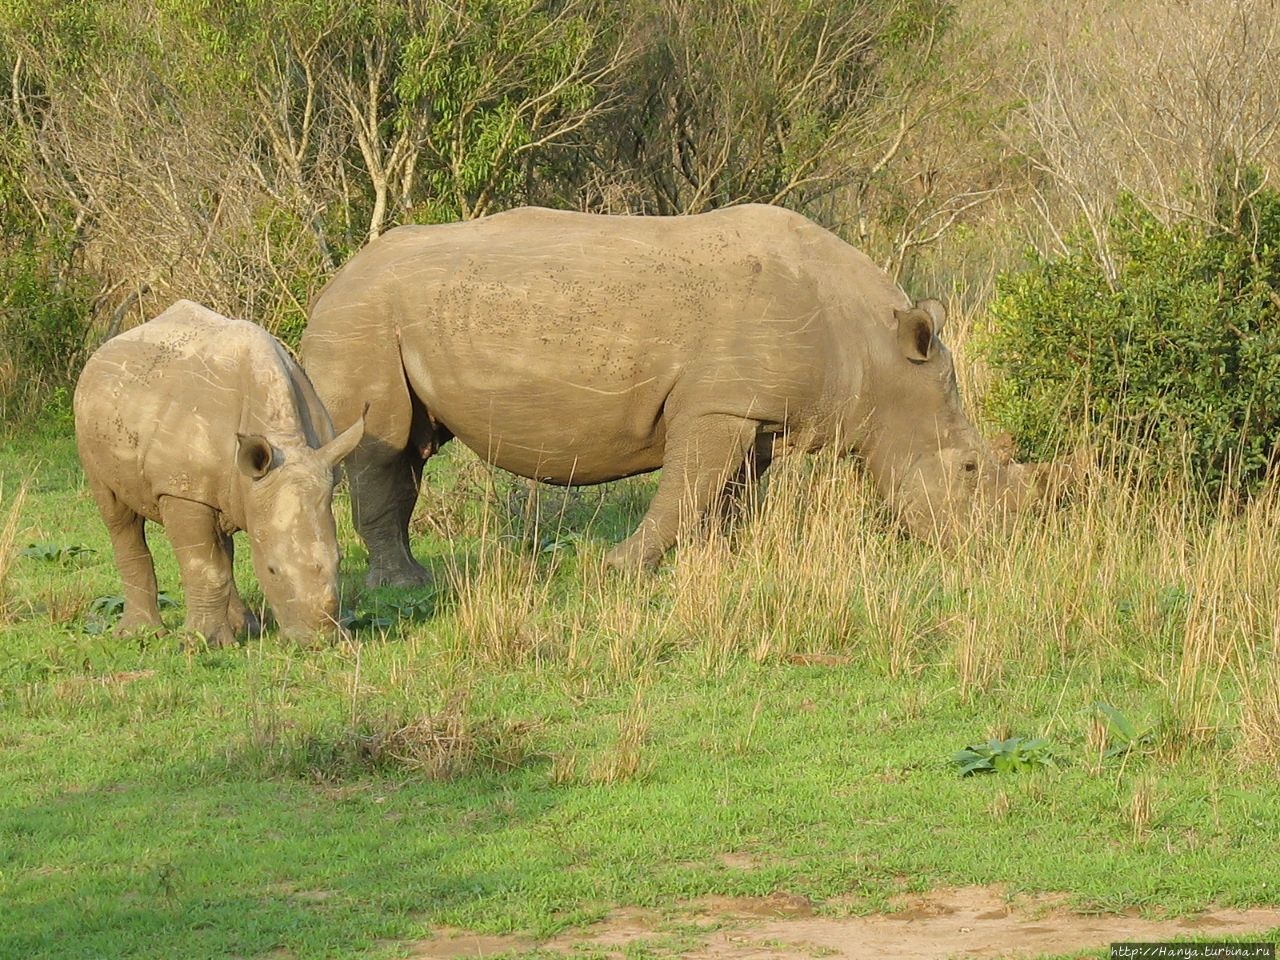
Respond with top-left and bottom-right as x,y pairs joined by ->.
74,300 -> 365,646
301,204 -> 1045,585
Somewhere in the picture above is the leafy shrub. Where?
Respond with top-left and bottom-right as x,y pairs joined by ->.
982,188 -> 1280,500
0,174 -> 95,423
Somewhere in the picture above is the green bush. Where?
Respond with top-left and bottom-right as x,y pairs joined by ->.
0,170 -> 95,424
982,190 -> 1280,500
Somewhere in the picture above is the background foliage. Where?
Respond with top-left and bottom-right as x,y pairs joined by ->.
983,183 -> 1280,500
5,0 -> 1280,492
0,0 -> 961,421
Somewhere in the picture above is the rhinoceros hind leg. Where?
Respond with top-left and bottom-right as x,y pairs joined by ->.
718,433 -> 775,530
88,480 -> 164,634
605,414 -> 758,572
348,443 -> 432,588
160,496 -> 239,648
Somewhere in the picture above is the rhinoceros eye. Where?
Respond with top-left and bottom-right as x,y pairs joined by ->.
962,460 -> 978,474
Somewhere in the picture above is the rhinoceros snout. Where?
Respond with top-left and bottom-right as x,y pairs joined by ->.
279,621 -> 343,647
267,583 -> 341,642
279,599 -> 342,643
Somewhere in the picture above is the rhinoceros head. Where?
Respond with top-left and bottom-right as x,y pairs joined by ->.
234,414 -> 365,640
861,299 -> 1046,544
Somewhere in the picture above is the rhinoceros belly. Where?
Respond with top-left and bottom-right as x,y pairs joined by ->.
402,342 -> 674,485
370,214 -> 835,485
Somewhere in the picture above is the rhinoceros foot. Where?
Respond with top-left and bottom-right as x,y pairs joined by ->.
227,606 -> 262,639
603,538 -> 663,574
176,609 -> 241,649
365,562 -> 433,590
178,625 -> 239,652
242,610 -> 262,638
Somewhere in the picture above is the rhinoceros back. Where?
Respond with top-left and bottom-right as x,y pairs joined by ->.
74,300 -> 329,523
303,205 -> 900,484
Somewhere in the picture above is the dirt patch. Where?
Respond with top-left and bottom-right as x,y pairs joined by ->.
406,929 -> 537,959
406,885 -> 1280,959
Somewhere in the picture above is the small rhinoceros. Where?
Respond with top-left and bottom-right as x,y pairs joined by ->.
301,205 -> 1048,585
74,300 -> 364,646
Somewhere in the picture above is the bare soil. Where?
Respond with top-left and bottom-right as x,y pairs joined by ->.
406,885 -> 1280,959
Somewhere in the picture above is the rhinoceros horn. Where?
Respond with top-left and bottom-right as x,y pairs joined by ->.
319,403 -> 367,469
235,404 -> 366,480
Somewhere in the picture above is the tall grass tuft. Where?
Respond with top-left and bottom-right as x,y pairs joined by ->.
1237,654 -> 1280,768
661,454 -> 942,676
589,685 -> 653,785
439,465 -> 567,668
446,544 -> 559,667
1227,488 -> 1280,768
243,653 -> 539,783
0,478 -> 30,620
565,561 -> 671,681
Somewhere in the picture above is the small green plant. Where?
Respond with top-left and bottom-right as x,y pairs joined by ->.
1117,584 -> 1190,621
953,736 -> 1057,776
85,591 -> 178,627
21,542 -> 95,564
343,593 -> 438,631
1094,702 -> 1157,759
87,594 -> 126,620
538,529 -> 584,555
343,609 -> 395,631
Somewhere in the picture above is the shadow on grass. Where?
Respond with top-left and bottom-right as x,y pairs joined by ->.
336,471 -> 654,637
413,467 -> 655,563
0,759 -> 563,960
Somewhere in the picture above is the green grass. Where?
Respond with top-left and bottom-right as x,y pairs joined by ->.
2,429 -> 1279,959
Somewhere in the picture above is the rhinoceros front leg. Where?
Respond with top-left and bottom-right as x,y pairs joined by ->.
89,480 -> 163,634
220,532 -> 261,637
347,443 -> 431,589
159,497 -> 238,648
605,414 -> 758,572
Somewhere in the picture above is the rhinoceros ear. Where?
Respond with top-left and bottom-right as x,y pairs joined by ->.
319,402 -> 368,469
894,298 -> 947,362
236,434 -> 278,480
918,298 -> 946,334
895,302 -> 941,363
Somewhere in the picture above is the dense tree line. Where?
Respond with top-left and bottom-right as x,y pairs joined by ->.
7,0 -> 1280,492
1,0 -> 988,418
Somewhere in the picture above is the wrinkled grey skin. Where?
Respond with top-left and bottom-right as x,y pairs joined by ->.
74,300 -> 365,646
301,205 -> 1048,586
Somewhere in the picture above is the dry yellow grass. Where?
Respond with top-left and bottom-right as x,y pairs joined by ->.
458,423 -> 1273,767
432,406 -> 1280,772
0,479 -> 30,621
